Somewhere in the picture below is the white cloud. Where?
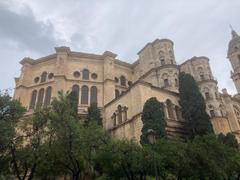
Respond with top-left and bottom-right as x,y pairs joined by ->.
0,0 -> 239,95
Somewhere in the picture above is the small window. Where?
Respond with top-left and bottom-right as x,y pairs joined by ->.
120,76 -> 126,86
210,110 -> 215,117
91,73 -> 98,80
205,92 -> 210,99
48,73 -> 54,80
40,72 -> 47,83
160,59 -> 165,65
82,69 -> 89,80
34,77 -> 40,83
200,74 -> 204,81
175,79 -> 178,86
128,81 -> 133,87
115,77 -> 119,83
73,71 -> 80,78
164,79 -> 169,87
115,89 -> 120,98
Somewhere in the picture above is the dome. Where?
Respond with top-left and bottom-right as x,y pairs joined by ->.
228,30 -> 240,57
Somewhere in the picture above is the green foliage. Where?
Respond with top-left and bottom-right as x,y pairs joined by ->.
178,72 -> 213,137
0,92 -> 26,177
140,97 -> 166,145
218,133 -> 239,149
1,91 -> 240,180
184,134 -> 240,179
87,103 -> 102,126
96,139 -> 149,179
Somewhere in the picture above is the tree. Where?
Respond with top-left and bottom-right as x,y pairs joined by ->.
96,139 -> 150,180
218,133 -> 239,149
31,91 -> 110,180
140,97 -> 165,145
87,103 -> 102,126
178,72 -> 213,138
0,92 -> 26,178
184,134 -> 240,179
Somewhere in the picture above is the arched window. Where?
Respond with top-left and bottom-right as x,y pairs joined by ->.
160,58 -> 165,65
205,92 -> 210,99
112,113 -> 117,126
29,90 -> 37,109
82,69 -> 89,80
164,79 -> 169,87
40,72 -> 47,83
37,88 -> 44,108
166,99 -> 174,119
123,106 -> 128,121
117,105 -> 122,124
175,106 -> 182,121
210,110 -> 215,117
44,86 -> 52,107
71,85 -> 80,104
90,86 -> 97,105
175,78 -> 178,87
120,76 -> 126,86
115,89 -> 120,98
81,85 -> 89,104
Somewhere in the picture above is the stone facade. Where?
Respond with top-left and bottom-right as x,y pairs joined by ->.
14,30 -> 240,142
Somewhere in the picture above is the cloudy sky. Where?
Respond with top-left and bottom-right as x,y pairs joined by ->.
0,0 -> 239,95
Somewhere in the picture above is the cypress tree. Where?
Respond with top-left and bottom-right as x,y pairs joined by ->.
178,72 -> 213,138
140,97 -> 166,145
87,103 -> 102,126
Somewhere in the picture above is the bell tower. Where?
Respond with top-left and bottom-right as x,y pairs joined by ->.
228,28 -> 240,94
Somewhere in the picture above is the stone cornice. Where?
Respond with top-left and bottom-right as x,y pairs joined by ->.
104,79 -> 179,108
180,56 -> 209,66
137,38 -> 174,55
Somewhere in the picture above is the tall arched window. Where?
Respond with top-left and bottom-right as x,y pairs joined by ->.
123,106 -> 128,121
112,113 -> 117,126
71,85 -> 80,104
175,106 -> 182,121
82,69 -> 89,80
164,79 -> 169,87
166,99 -> 174,119
115,89 -> 120,98
29,90 -> 37,109
37,88 -> 44,108
41,72 -> 47,83
120,76 -> 126,86
117,105 -> 122,124
81,85 -> 89,104
44,86 -> 52,107
90,86 -> 97,105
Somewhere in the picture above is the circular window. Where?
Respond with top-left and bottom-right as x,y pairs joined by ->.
115,77 -> 119,83
73,71 -> 80,78
48,73 -> 54,80
34,77 -> 40,83
91,73 -> 98,79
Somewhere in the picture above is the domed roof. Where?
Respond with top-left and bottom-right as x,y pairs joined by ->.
228,30 -> 240,57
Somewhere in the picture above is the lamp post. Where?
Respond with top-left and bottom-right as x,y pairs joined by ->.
147,129 -> 159,180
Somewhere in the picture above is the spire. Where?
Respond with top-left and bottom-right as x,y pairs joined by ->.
230,25 -> 239,39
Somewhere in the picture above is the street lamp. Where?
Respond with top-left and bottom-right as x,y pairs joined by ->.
147,129 -> 159,180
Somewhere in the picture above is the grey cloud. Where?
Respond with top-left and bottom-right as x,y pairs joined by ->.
0,2 -> 56,54
0,0 -> 240,95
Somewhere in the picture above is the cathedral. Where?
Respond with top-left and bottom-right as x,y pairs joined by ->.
14,30 -> 240,142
